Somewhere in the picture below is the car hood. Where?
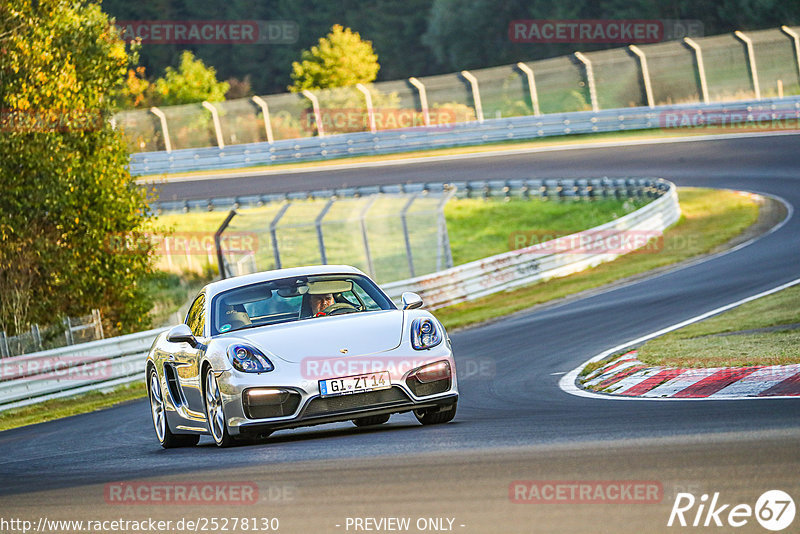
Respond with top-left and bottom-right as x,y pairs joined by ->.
235,310 -> 404,363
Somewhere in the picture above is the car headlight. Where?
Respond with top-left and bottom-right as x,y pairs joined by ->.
227,344 -> 274,373
411,318 -> 442,350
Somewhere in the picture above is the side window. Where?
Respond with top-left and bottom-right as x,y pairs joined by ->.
185,293 -> 206,338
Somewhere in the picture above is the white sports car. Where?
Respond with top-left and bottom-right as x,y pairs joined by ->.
146,265 -> 458,447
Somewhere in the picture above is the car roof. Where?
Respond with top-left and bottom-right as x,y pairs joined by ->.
204,264 -> 368,299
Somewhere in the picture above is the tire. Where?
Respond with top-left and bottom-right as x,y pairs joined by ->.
352,414 -> 391,427
204,369 -> 236,447
414,401 -> 457,425
148,368 -> 200,448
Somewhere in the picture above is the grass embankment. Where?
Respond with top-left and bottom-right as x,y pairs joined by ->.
636,284 -> 800,368
0,382 -> 146,432
435,188 -> 760,329
0,188 -> 760,430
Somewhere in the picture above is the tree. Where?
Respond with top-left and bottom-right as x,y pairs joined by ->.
154,50 -> 230,105
0,0 -> 155,335
289,24 -> 380,91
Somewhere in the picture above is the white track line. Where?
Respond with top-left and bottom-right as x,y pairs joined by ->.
559,276 -> 800,401
137,130 -> 800,184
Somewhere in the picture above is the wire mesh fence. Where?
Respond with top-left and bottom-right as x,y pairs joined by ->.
216,191 -> 454,285
116,27 -> 800,152
0,310 -> 105,358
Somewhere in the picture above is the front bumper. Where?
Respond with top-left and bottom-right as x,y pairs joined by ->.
216,347 -> 458,435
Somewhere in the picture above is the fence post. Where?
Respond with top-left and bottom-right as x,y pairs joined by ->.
437,188 -> 455,270
301,90 -> 325,137
782,26 -> 800,84
270,202 -> 291,270
202,101 -> 226,148
359,196 -> 378,278
408,77 -> 430,127
356,83 -> 377,133
63,317 -> 74,345
251,95 -> 275,144
574,52 -> 599,112
149,106 -> 173,152
684,37 -> 710,104
400,195 -> 418,278
0,331 -> 8,358
214,210 -> 238,279
31,324 -> 42,351
629,45 -> 655,108
315,199 -> 335,264
516,62 -> 541,116
734,31 -> 761,100
92,309 -> 104,340
460,70 -> 484,122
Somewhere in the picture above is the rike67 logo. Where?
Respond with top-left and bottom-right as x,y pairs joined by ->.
668,490 -> 795,531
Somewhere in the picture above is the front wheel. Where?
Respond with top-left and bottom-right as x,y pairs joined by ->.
148,369 -> 199,448
414,401 -> 457,425
204,370 -> 236,447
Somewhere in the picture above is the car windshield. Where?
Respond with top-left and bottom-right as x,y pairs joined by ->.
210,274 -> 395,335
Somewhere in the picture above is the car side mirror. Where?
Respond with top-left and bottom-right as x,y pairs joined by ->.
167,324 -> 198,347
401,292 -> 423,310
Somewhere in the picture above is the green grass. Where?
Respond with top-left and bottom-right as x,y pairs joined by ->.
0,381 -> 146,432
445,197 -> 647,265
637,284 -> 800,368
435,188 -> 760,330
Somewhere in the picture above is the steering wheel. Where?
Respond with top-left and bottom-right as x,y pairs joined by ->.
318,302 -> 358,316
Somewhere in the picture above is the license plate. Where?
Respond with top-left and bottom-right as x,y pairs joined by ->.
319,371 -> 391,397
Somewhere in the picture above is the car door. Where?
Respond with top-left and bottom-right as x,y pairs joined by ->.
172,291 -> 207,418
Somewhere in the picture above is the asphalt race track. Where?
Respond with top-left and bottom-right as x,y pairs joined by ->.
1,133 -> 798,533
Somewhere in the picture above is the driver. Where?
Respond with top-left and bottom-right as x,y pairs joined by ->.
309,293 -> 335,316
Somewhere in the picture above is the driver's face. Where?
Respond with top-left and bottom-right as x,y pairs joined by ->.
311,293 -> 335,314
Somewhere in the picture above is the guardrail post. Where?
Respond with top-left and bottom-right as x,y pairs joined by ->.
734,31 -> 761,100
202,101 -> 225,148
251,95 -> 275,144
315,199 -> 335,264
356,83 -> 377,133
629,45 -> 655,108
684,38 -> 710,104
781,26 -> 800,83
516,62 -> 541,116
408,77 -> 430,126
460,70 -> 485,122
359,196 -> 378,278
301,90 -> 325,137
149,106 -> 172,152
269,202 -> 291,270
400,195 -> 418,278
573,52 -> 599,112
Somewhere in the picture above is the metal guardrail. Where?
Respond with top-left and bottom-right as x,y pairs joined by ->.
131,96 -> 800,176
0,327 -> 168,412
382,179 -> 680,309
0,178 -> 676,412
